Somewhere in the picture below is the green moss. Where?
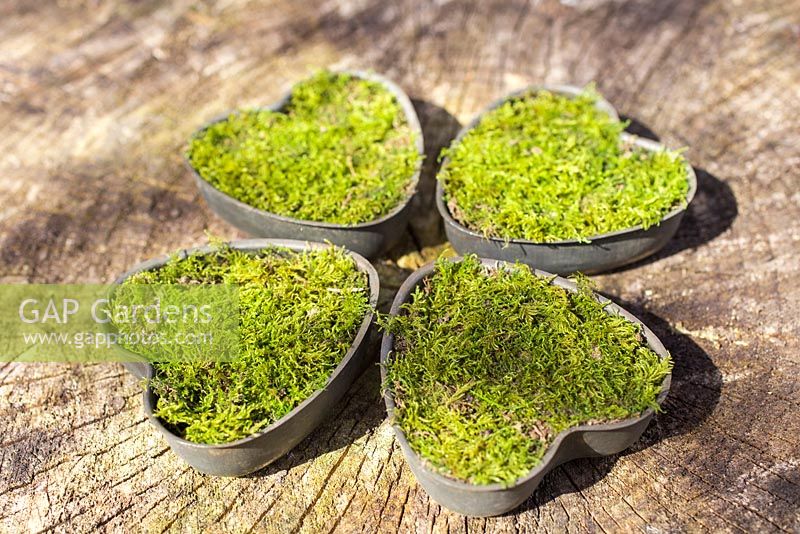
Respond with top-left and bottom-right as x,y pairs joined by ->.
187,71 -> 420,225
439,87 -> 689,242
123,245 -> 370,444
381,256 -> 671,485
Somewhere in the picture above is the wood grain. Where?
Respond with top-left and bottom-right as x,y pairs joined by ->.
1,0 -> 799,531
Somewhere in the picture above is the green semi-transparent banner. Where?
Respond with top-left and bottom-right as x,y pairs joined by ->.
0,284 -> 240,363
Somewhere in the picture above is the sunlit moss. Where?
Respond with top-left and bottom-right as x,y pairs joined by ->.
439,87 -> 688,242
382,256 -> 671,485
188,71 -> 420,225
123,245 -> 370,444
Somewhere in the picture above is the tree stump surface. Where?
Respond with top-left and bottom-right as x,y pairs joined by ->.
1,0 -> 799,532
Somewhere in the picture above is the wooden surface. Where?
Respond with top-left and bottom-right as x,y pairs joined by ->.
1,0 -> 800,531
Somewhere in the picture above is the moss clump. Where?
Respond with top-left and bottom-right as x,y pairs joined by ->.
382,256 -> 671,485
187,71 -> 420,225
123,245 -> 370,444
439,87 -> 689,242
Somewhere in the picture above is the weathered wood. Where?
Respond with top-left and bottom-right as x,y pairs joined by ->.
1,0 -> 799,531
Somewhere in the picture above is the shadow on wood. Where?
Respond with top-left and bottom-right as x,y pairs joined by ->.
405,98 -> 461,250
621,114 -> 660,142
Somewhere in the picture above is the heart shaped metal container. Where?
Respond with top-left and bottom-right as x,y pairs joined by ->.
380,257 -> 671,516
436,84 -> 697,275
187,71 -> 424,259
115,239 -> 379,476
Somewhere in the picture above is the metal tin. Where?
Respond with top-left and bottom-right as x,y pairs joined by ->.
380,258 -> 671,516
115,239 -> 380,476
188,71 -> 425,259
436,85 -> 697,275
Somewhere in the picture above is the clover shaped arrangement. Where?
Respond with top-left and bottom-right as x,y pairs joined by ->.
116,70 -> 691,516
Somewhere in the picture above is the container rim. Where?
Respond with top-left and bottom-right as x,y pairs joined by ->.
435,83 -> 698,246
114,238 -> 380,450
379,257 -> 672,493
185,69 -> 425,230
